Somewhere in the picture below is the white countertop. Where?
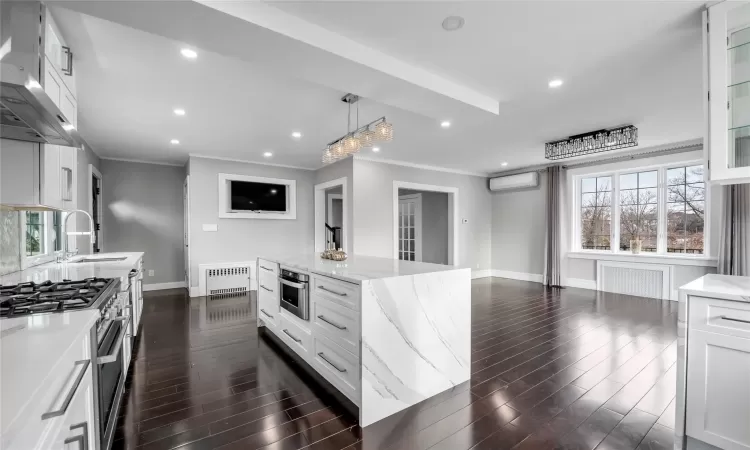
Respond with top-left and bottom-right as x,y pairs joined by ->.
262,254 -> 462,283
679,274 -> 750,303
0,310 -> 99,438
0,252 -> 143,291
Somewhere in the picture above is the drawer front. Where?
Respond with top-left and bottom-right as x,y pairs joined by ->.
689,296 -> 750,340
277,314 -> 312,360
312,334 -> 360,404
312,275 -> 360,311
311,296 -> 360,356
44,364 -> 95,450
258,287 -> 279,328
258,270 -> 278,294
258,259 -> 279,277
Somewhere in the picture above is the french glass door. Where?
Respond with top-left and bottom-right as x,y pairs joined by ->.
398,195 -> 422,262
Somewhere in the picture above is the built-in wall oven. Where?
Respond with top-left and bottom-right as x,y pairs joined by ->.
279,268 -> 309,320
96,291 -> 131,450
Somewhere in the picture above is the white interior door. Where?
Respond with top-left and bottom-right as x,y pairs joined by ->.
398,194 -> 422,262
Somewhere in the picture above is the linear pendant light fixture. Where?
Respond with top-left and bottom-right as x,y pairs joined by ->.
322,94 -> 393,164
545,125 -> 638,160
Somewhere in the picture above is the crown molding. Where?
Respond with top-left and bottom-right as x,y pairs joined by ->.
189,153 -> 316,171
353,155 -> 488,177
100,157 -> 185,167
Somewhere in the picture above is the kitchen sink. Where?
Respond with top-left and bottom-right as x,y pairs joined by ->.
72,257 -> 128,263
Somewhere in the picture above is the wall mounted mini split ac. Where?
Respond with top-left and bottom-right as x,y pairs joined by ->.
488,172 -> 539,191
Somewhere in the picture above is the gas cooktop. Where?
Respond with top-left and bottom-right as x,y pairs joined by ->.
0,278 -> 118,318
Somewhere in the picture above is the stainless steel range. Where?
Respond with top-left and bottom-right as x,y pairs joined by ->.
0,277 -> 130,450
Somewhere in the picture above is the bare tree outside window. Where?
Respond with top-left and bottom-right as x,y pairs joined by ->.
619,171 -> 658,252
580,176 -> 611,250
667,165 -> 705,254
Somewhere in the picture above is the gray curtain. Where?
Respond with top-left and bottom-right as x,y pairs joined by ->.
544,166 -> 564,286
719,137 -> 750,276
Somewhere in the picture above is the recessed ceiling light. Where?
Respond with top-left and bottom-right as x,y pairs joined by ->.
173,108 -> 186,116
263,151 -> 273,157
501,162 -> 508,167
440,121 -> 451,128
291,131 -> 302,139
548,79 -> 563,88
372,147 -> 380,152
180,48 -> 197,59
170,139 -> 180,145
442,16 -> 465,31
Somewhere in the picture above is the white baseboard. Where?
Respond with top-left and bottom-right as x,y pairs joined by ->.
491,270 -> 544,284
189,286 -> 200,297
566,278 -> 597,290
144,281 -> 187,292
471,269 -> 493,279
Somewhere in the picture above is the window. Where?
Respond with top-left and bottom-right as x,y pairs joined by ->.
666,165 -> 705,253
580,176 -> 612,250
575,162 -> 707,255
25,212 -> 46,257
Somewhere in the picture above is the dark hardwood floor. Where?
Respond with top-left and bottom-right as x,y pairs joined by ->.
112,278 -> 677,450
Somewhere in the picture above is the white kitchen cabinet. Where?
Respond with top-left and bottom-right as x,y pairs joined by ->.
40,145 -> 62,210
44,363 -> 96,450
686,329 -> 750,450
257,261 -> 280,329
705,1 -> 750,184
59,146 -> 77,210
44,8 -> 77,99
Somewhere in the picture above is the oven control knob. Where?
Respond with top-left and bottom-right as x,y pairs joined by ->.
107,308 -> 117,320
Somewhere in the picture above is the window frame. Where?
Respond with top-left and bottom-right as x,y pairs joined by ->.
21,211 -> 65,269
572,159 -> 710,258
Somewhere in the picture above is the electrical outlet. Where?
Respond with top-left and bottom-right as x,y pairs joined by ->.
148,270 -> 155,277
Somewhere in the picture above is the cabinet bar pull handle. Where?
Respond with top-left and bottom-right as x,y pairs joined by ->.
260,285 -> 273,293
720,315 -> 750,325
318,315 -> 347,330
319,286 -> 347,297
318,352 -> 347,373
283,329 -> 301,343
62,46 -> 74,76
260,308 -> 274,319
69,422 -> 89,450
261,265 -> 274,272
42,359 -> 90,419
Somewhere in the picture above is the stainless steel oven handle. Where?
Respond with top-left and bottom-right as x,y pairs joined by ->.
279,278 -> 307,290
317,315 -> 347,330
283,329 -> 301,343
319,285 -> 347,297
98,316 -> 132,364
318,352 -> 347,373
41,359 -> 91,420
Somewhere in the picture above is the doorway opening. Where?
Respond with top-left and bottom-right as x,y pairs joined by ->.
393,182 -> 458,266
89,164 -> 103,253
314,177 -> 348,253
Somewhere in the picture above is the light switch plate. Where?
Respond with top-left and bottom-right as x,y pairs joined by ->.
202,224 -> 218,232
148,270 -> 154,276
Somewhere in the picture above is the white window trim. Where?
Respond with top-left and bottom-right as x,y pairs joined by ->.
218,173 -> 297,220
569,159 -> 711,261
20,211 -> 63,270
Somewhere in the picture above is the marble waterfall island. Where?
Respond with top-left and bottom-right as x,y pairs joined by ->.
256,255 -> 471,427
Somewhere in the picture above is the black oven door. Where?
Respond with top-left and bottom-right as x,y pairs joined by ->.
97,315 -> 130,440
280,277 -> 309,320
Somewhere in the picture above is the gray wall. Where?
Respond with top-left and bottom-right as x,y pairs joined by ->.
490,172 -> 547,275
188,156 -> 315,287
352,159 -> 492,271
101,159 -> 185,285
400,189 -> 449,265
75,144 -> 101,255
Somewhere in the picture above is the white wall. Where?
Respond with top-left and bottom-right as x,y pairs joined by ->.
188,156 -> 315,287
352,158 -> 492,271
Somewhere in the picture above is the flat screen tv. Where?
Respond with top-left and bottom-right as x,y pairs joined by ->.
230,180 -> 287,212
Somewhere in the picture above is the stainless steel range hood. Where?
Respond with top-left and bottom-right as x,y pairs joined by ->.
1,63 -> 81,147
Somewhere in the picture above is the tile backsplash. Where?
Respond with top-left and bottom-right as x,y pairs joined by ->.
1,210 -> 21,275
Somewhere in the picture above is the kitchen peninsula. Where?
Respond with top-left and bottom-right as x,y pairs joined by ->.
256,254 -> 471,427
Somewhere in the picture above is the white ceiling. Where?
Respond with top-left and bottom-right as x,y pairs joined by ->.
51,1 -> 706,174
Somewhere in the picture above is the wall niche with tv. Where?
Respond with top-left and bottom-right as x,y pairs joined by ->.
218,173 -> 297,220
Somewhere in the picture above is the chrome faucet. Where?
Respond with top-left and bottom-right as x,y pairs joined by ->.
61,209 -> 96,261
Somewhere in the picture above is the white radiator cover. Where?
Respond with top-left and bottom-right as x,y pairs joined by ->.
596,261 -> 672,300
197,261 -> 257,297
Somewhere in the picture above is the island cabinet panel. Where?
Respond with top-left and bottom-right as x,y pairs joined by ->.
257,259 -> 279,276
688,296 -> 750,339
686,329 -> 750,450
311,295 -> 360,356
278,313 -> 312,360
312,275 -> 360,310
313,333 -> 361,404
